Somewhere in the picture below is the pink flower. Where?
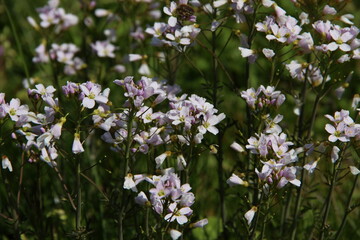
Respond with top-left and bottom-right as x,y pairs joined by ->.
79,82 -> 108,109
164,202 -> 193,225
3,98 -> 29,122
191,218 -> 208,228
135,191 -> 150,206
325,122 -> 349,142
91,41 -> 116,58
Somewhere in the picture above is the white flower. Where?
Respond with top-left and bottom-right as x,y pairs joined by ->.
127,54 -> 143,62
262,0 -> 274,7
123,173 -> 137,192
34,83 -> 56,98
352,94 -> 360,110
262,48 -> 275,59
79,82 -> 108,109
135,191 -> 149,205
138,62 -> 151,76
299,12 -> 309,26
95,9 -> 112,17
72,133 -> 84,154
226,173 -> 248,187
2,156 -> 12,172
239,47 -> 255,57
303,159 -> 319,174
191,218 -> 208,228
213,0 -> 227,8
91,41 -> 116,58
165,202 -> 193,225
40,146 -> 58,167
51,117 -> 66,139
155,151 -> 172,168
331,146 -> 340,163
170,229 -> 182,240
177,154 -> 187,170
27,16 -> 39,30
349,166 -> 360,175
340,14 -> 354,25
211,20 -> 221,32
198,112 -> 226,135
323,5 -> 337,15
3,98 -> 29,122
230,142 -> 245,153
245,206 -> 257,225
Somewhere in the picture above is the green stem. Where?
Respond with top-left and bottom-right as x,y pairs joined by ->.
76,157 -> 82,230
53,166 -> 77,211
119,108 -> 135,240
290,154 -> 306,240
280,190 -> 291,237
306,63 -> 331,139
319,160 -> 341,240
260,199 -> 270,240
269,58 -> 276,86
334,174 -> 359,240
210,9 -> 227,237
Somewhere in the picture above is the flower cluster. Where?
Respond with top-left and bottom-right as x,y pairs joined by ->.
313,20 -> 360,62
256,13 -> 302,45
247,131 -> 300,188
286,61 -> 328,87
28,0 -> 78,33
91,41 -> 116,58
240,85 -> 285,110
146,0 -> 200,51
0,87 -> 59,167
231,86 -> 299,189
213,0 -> 254,24
94,76 -> 225,169
124,168 -> 207,238
325,109 -> 360,143
33,42 -> 86,75
0,80 -> 111,167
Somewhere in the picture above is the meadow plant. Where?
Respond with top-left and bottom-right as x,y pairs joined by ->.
1,0 -> 360,239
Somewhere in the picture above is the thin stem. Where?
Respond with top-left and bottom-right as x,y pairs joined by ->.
53,166 -> 77,211
217,133 -> 226,234
145,207 -> 150,237
194,39 -> 235,86
334,174 -> 359,240
290,154 -> 306,240
80,172 -> 109,201
210,9 -> 227,236
260,197 -> 270,240
306,93 -> 321,139
119,108 -> 135,240
76,157 -> 82,230
319,157 -> 343,240
16,152 -> 25,211
306,63 -> 331,139
0,212 -> 14,222
269,58 -> 276,86
280,190 -> 291,237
